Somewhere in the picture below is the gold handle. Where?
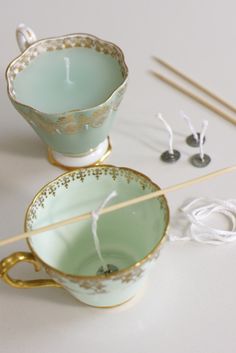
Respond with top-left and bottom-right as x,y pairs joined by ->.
0,252 -> 61,288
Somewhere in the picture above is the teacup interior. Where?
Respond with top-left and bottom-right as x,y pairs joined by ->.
27,168 -> 168,276
13,47 -> 125,114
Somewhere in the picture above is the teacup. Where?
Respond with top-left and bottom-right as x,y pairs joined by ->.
6,24 -> 128,169
0,166 -> 169,307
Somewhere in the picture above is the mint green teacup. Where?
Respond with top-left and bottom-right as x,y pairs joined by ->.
0,166 -> 169,308
6,24 -> 128,169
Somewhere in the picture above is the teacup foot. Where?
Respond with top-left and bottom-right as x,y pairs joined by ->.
48,138 -> 112,171
85,295 -> 135,309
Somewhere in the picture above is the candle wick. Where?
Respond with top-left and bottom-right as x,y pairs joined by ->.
64,57 -> 74,85
157,113 -> 174,154
91,191 -> 117,273
180,110 -> 198,141
199,120 -> 208,161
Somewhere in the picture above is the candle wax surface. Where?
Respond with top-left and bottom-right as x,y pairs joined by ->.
13,48 -> 124,114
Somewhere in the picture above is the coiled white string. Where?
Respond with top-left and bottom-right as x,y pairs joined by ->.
169,198 -> 236,245
91,191 -> 117,271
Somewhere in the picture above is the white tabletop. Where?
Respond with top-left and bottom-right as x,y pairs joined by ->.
1,1 -> 236,352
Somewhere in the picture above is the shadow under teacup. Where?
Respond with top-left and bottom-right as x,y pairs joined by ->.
0,166 -> 169,308
6,24 -> 128,169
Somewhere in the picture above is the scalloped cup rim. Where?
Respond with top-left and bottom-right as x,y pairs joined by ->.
6,32 -> 129,116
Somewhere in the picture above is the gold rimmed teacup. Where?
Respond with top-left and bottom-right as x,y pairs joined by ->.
0,165 -> 169,307
6,24 -> 128,169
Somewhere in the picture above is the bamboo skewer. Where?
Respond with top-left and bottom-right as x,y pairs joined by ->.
150,71 -> 236,126
154,57 -> 236,114
0,165 -> 236,247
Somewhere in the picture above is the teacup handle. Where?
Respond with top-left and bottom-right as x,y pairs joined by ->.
16,24 -> 37,52
0,251 -> 60,288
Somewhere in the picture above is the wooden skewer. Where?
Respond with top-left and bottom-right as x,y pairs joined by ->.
150,71 -> 236,126
154,57 -> 236,114
0,165 -> 236,247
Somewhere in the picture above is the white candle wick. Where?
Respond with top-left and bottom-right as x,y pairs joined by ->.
91,190 -> 117,272
199,120 -> 208,161
64,57 -> 74,85
180,110 -> 198,141
158,113 -> 174,154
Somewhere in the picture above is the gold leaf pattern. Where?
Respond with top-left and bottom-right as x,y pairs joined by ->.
18,102 -> 121,135
26,166 -> 161,230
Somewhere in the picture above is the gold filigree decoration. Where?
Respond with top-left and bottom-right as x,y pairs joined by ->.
112,267 -> 145,284
78,280 -> 107,294
7,34 -> 128,98
47,268 -> 108,294
17,104 -> 113,134
45,253 -> 159,293
25,166 -> 163,230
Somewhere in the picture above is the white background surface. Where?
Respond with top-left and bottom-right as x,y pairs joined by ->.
1,1 -> 236,352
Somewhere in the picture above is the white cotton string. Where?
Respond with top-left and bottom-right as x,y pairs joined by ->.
64,57 -> 74,84
180,110 -> 198,141
169,198 -> 236,245
91,191 -> 117,271
199,120 -> 208,160
158,113 -> 174,154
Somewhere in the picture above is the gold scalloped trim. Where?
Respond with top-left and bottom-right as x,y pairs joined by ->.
24,165 -> 169,286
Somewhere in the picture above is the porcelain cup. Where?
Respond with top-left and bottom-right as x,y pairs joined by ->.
6,24 -> 128,169
0,166 -> 169,308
